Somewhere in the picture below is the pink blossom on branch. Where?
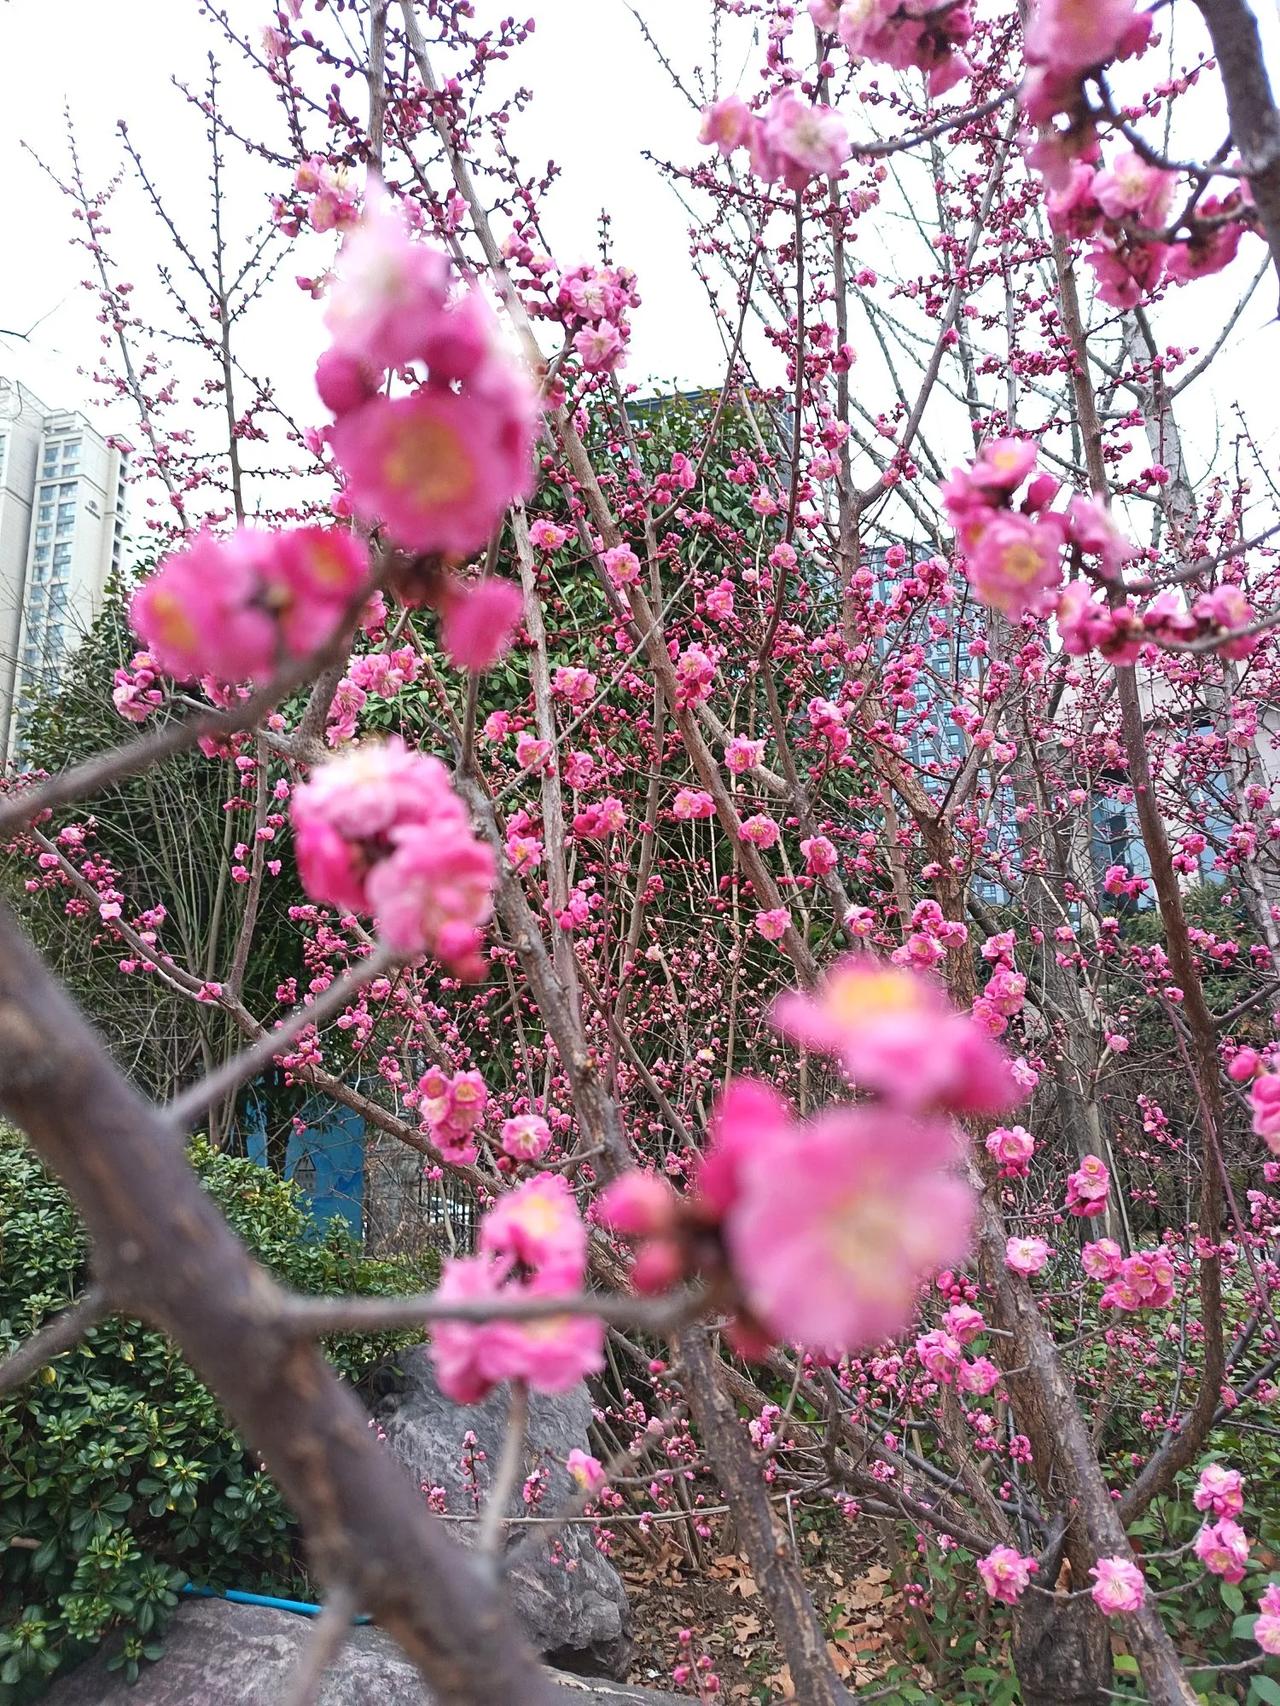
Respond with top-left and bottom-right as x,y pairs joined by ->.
332,387 -> 534,561
1064,1153 -> 1111,1218
480,1171 -> 588,1287
320,191 -> 537,559
772,957 -> 1024,1116
291,739 -> 494,975
1193,1463 -> 1245,1519
1005,1236 -> 1052,1277
1023,0 -> 1152,82
978,1546 -> 1039,1605
1098,1249 -> 1175,1311
500,1114 -> 552,1163
985,1124 -> 1036,1178
725,1105 -> 974,1353
131,527 -> 369,685
1081,1238 -> 1124,1282
419,1066 -> 488,1166
429,1258 -> 603,1403
1193,1519 -> 1249,1585
1255,1584 -> 1280,1657
1090,1555 -> 1146,1616
438,576 -> 524,672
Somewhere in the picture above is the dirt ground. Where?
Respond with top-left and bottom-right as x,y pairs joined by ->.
617,1521 -> 926,1701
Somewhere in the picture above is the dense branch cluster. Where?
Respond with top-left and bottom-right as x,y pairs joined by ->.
4,1 -> 1280,1702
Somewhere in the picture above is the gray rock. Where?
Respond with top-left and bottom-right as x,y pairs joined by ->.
43,1600 -> 684,1705
366,1348 -> 632,1679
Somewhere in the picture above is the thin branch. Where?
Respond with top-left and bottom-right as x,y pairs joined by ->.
166,943 -> 399,1127
283,1585 -> 359,1706
479,1381 -> 529,1558
285,1287 -> 699,1337
0,1288 -> 108,1396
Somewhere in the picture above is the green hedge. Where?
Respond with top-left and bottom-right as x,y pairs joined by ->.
0,1130 -> 434,1697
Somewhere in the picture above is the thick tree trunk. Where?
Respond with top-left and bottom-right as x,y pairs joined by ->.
1012,1588 -> 1113,1706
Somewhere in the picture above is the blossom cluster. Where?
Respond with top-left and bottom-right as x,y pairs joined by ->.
1093,1245 -> 1175,1312
1021,0 -> 1152,153
699,91 -> 849,191
315,191 -> 534,648
599,959 -> 1024,1357
810,0 -> 974,97
417,1065 -> 489,1165
1058,576 -> 1260,665
131,526 -> 369,686
943,438 -> 1133,621
290,738 -> 494,974
429,1172 -> 603,1403
272,155 -> 360,237
555,262 -> 641,374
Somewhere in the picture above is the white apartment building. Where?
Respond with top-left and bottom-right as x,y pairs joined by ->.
0,375 -> 128,758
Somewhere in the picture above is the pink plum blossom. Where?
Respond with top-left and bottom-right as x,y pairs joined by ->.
725,736 -> 766,774
1099,1250 -> 1175,1311
916,1328 -> 964,1383
500,1114 -> 552,1163
596,1171 -> 678,1238
1005,1236 -> 1052,1277
986,1124 -> 1035,1178
673,789 -> 716,821
724,1105 -> 974,1353
553,666 -> 598,705
978,1546 -> 1039,1605
429,1258 -> 603,1402
1081,1238 -> 1124,1282
1024,0 -> 1150,79
1090,1556 -> 1146,1616
1193,1519 -> 1249,1585
566,1448 -> 606,1493
574,797 -> 626,839
699,94 -> 754,156
439,577 -> 523,671
323,190 -> 449,372
739,814 -> 781,851
943,1303 -> 986,1344
291,739 -> 494,974
132,527 -> 369,685
772,957 -> 1024,1116
1255,1584 -> 1280,1656
754,907 -> 792,942
801,835 -> 838,875
529,519 -> 569,551
602,544 -> 641,586
1194,1463 -> 1244,1519
965,512 -> 1065,619
420,1066 -> 488,1165
757,92 -> 849,190
1065,1154 -> 1111,1218
1092,152 -> 1174,227
574,321 -> 625,372
959,1356 -> 1003,1396
477,1293 -> 605,1394
674,646 -> 716,708
480,1171 -> 588,1287
515,734 -> 551,772
332,388 -> 534,560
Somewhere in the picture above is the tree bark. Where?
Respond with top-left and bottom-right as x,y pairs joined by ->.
677,1329 -> 854,1706
0,901 -> 557,1706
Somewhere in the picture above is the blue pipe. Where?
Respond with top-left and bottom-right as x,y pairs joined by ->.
180,1583 -> 371,1624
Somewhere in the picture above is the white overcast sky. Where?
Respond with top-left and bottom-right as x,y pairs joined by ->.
0,0 -> 715,412
2,0 -> 1278,511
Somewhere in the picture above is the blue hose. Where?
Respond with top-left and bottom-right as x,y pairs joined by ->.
180,1583 -> 371,1624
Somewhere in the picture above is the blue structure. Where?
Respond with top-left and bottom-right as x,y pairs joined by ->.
242,1087 -> 365,1239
